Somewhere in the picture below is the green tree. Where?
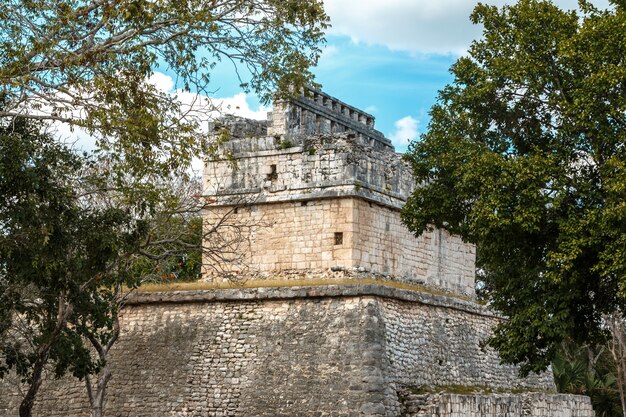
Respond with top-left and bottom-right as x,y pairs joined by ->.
0,0 -> 329,176
0,117 -> 252,417
401,0 -> 626,393
0,116 -> 146,417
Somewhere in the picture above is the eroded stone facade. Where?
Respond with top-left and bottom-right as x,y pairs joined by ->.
267,88 -> 388,150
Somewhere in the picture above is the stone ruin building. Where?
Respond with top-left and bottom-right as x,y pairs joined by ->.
0,89 -> 595,417
203,88 -> 476,295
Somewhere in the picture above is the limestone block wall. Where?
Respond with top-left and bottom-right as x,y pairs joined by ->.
352,199 -> 475,295
0,287 -> 582,417
202,199 -> 355,278
202,198 -> 475,296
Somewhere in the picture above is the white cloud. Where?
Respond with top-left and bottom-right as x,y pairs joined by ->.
321,44 -> 340,60
53,72 -> 269,163
147,71 -> 175,93
53,122 -> 98,153
389,116 -> 419,151
323,0 -> 610,54
206,92 -> 268,121
146,72 -> 268,122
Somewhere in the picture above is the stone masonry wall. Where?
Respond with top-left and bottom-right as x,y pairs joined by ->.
401,393 -> 594,417
0,287 -> 580,417
1,292 -> 384,417
204,133 -> 414,209
379,298 -> 554,415
353,199 -> 474,295
202,199 -> 475,295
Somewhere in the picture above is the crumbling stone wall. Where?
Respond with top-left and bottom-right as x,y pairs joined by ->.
204,133 -> 414,208
210,114 -> 269,139
268,87 -> 390,151
0,287 -> 589,417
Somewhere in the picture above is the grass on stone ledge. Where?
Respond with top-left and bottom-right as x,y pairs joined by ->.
132,278 -> 473,301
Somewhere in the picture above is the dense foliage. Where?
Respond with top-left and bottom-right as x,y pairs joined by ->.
402,0 -> 626,376
0,117 -> 145,416
0,0 -> 329,177
0,116 -> 215,416
553,341 -> 622,416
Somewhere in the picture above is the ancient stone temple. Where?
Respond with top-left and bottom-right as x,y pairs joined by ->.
196,87 -> 594,416
0,89 -> 594,417
203,89 -> 476,296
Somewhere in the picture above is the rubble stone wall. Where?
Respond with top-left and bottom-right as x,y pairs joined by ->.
0,292 -> 382,417
379,298 -> 554,415
0,287 -> 575,417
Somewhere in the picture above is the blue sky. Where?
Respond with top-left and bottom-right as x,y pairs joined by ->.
152,0 -> 610,153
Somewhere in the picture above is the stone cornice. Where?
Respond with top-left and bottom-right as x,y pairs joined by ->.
126,284 -> 498,318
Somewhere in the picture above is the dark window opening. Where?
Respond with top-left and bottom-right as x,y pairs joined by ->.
267,164 -> 278,181
301,201 -> 308,206
334,232 -> 344,245
233,207 -> 239,214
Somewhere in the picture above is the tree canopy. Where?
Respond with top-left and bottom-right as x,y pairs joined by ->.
0,116 -> 147,416
401,0 -> 626,375
0,0 -> 329,175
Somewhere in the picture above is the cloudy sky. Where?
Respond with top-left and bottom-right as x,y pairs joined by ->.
154,0 -> 610,152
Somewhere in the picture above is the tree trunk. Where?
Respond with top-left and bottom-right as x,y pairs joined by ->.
86,313 -> 119,417
19,301 -> 72,417
18,358 -> 45,417
86,364 -> 112,417
607,312 -> 626,417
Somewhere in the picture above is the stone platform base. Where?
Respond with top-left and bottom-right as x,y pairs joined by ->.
0,285 -> 592,416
